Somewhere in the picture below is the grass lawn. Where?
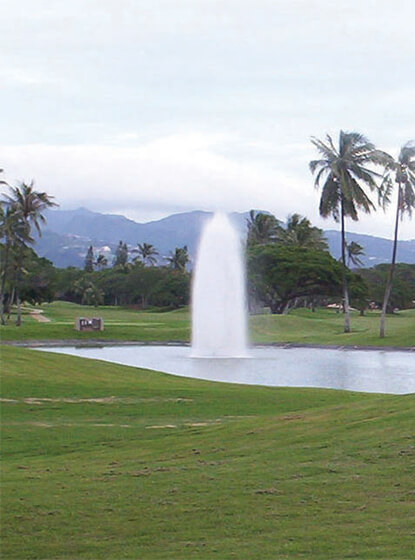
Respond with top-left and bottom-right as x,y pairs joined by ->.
1,346 -> 415,559
1,301 -> 414,347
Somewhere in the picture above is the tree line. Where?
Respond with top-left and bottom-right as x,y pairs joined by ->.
65,240 -> 191,308
83,241 -> 190,273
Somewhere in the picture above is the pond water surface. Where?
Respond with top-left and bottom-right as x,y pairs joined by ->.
38,345 -> 415,395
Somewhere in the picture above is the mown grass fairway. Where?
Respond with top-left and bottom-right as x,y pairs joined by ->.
1,302 -> 414,347
1,346 -> 414,559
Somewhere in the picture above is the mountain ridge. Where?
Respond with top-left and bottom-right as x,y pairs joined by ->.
35,207 -> 415,268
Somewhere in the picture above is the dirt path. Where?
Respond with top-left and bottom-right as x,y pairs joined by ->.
29,310 -> 51,323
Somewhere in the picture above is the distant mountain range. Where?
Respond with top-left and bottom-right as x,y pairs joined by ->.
34,207 -> 415,269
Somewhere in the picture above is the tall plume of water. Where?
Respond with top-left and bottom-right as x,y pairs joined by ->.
191,213 -> 249,358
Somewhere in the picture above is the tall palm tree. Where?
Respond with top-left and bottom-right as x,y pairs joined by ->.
135,242 -> 159,266
2,181 -> 57,325
0,205 -> 32,324
3,181 -> 57,235
379,141 -> 415,337
310,131 -> 390,332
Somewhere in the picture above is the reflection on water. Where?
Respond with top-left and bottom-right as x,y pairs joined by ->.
37,345 -> 415,395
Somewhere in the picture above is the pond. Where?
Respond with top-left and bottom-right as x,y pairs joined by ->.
38,345 -> 415,395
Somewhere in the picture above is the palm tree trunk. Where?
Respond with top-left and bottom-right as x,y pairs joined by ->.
15,255 -> 23,326
340,199 -> 351,333
380,185 -> 401,338
16,290 -> 22,326
0,242 -> 10,325
0,270 -> 7,325
0,277 -> 6,325
7,285 -> 15,318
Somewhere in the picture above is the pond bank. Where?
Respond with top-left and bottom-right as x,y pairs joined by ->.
2,339 -> 414,352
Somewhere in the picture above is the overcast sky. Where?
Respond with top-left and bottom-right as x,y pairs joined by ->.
1,0 -> 414,239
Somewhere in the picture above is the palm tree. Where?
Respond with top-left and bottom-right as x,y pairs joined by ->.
346,241 -> 365,268
246,210 -> 283,246
3,181 -> 57,235
284,213 -> 328,251
2,181 -> 57,325
135,242 -> 159,266
166,246 -> 190,272
379,141 -> 415,337
310,131 -> 390,332
0,205 -> 32,324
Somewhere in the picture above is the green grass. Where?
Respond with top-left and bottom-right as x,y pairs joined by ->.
0,302 -> 191,343
1,301 -> 414,347
1,346 -> 415,559
250,307 -> 415,347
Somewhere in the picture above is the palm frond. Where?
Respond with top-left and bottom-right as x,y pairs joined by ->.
310,137 -> 337,161
399,141 -> 415,166
402,180 -> 415,216
309,159 -> 328,174
347,177 -> 376,215
319,176 -> 340,220
348,164 -> 380,190
310,165 -> 329,188
378,174 -> 393,209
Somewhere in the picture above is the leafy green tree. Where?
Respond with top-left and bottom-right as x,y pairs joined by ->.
125,263 -> 162,308
83,284 -> 104,307
134,242 -> 159,266
349,272 -> 369,315
247,244 -> 343,314
150,270 -> 190,309
18,250 -> 57,305
74,276 -> 104,306
167,246 -> 190,272
95,268 -> 130,306
379,141 -> 415,337
246,210 -> 283,247
84,245 -> 94,272
360,263 -> 415,312
310,131 -> 390,332
55,266 -> 84,303
125,265 -> 183,309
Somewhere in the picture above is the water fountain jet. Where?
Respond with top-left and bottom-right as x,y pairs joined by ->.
191,213 -> 249,358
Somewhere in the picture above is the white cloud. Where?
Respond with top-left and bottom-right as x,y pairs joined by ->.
0,66 -> 56,87
1,132 -> 413,240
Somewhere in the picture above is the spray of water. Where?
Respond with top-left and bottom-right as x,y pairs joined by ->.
191,213 -> 249,358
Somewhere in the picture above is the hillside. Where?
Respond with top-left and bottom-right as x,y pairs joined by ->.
2,346 -> 415,559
